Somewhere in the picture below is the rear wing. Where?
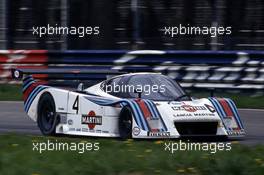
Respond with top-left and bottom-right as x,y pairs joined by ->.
11,68 -> 126,80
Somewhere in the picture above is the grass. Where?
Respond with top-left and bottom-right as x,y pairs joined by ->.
0,84 -> 22,101
0,84 -> 263,108
0,134 -> 263,175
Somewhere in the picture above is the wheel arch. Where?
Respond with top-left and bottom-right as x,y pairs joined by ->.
118,105 -> 133,139
26,88 -> 69,122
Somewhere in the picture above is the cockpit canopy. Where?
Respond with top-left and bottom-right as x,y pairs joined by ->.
101,73 -> 188,101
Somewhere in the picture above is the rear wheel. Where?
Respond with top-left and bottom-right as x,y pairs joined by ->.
119,106 -> 133,139
37,92 -> 57,135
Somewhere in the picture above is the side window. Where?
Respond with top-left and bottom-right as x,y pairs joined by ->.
104,77 -> 123,96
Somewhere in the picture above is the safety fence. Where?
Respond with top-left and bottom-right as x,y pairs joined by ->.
1,50 -> 264,90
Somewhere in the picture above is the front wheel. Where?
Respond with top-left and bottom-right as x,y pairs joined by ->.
118,106 -> 133,139
37,92 -> 57,135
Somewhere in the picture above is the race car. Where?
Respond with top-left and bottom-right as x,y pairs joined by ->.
12,69 -> 245,139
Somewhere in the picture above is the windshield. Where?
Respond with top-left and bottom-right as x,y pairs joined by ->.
103,74 -> 188,101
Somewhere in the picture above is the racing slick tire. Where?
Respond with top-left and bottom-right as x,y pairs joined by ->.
37,92 -> 58,136
119,106 -> 133,139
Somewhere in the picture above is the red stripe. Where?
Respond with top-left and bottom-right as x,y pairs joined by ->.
23,83 -> 37,102
135,99 -> 152,119
233,128 -> 240,131
8,50 -> 48,63
23,81 -> 47,102
218,98 -> 240,130
218,98 -> 233,117
135,99 -> 158,131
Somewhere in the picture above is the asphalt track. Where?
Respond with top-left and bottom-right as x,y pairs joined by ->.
0,101 -> 263,145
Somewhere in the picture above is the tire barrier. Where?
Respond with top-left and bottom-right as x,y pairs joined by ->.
0,50 -> 48,83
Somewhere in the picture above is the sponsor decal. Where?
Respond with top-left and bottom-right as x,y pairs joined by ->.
82,128 -> 89,132
173,113 -> 192,117
193,113 -> 215,117
227,129 -> 245,135
69,128 -> 75,131
68,119 -> 73,125
147,132 -> 170,137
173,113 -> 215,117
223,117 -> 238,129
82,111 -> 102,130
132,127 -> 141,136
204,104 -> 216,113
169,101 -> 182,105
171,105 -> 207,112
14,70 -> 20,78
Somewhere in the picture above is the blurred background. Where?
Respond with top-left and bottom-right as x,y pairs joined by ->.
0,0 -> 263,104
0,0 -> 263,50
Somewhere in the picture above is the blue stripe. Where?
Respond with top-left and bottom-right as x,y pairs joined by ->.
22,76 -> 33,83
120,100 -> 145,130
208,98 -> 228,131
226,99 -> 243,129
144,100 -> 157,119
225,98 -> 244,129
84,96 -> 153,131
25,86 -> 48,112
208,98 -> 223,117
144,100 -> 160,131
131,100 -> 150,131
212,98 -> 243,130
88,99 -> 115,106
22,78 -> 34,88
146,100 -> 159,119
23,77 -> 34,84
123,100 -> 144,130
145,100 -> 163,131
25,86 -> 47,112
210,98 -> 227,118
25,86 -> 41,106
120,103 -> 124,107
22,81 -> 35,92
91,97 -> 115,103
226,99 -> 241,123
84,97 -> 146,130
88,99 -> 115,104
25,86 -> 45,112
211,98 -> 226,118
148,100 -> 167,131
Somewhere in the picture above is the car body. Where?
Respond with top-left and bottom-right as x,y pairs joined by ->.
14,69 -> 245,139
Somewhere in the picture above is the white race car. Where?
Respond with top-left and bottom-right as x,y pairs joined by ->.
12,69 -> 245,139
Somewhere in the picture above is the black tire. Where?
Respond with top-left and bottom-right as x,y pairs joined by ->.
119,106 -> 133,139
37,92 -> 57,136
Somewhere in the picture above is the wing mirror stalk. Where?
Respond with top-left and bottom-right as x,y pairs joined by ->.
134,89 -> 142,99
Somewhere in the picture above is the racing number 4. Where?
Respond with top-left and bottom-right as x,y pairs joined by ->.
72,95 -> 79,114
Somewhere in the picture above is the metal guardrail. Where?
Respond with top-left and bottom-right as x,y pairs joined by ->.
1,50 -> 264,90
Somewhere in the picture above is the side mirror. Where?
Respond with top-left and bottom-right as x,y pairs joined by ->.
209,88 -> 215,97
77,83 -> 84,91
134,89 -> 142,98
